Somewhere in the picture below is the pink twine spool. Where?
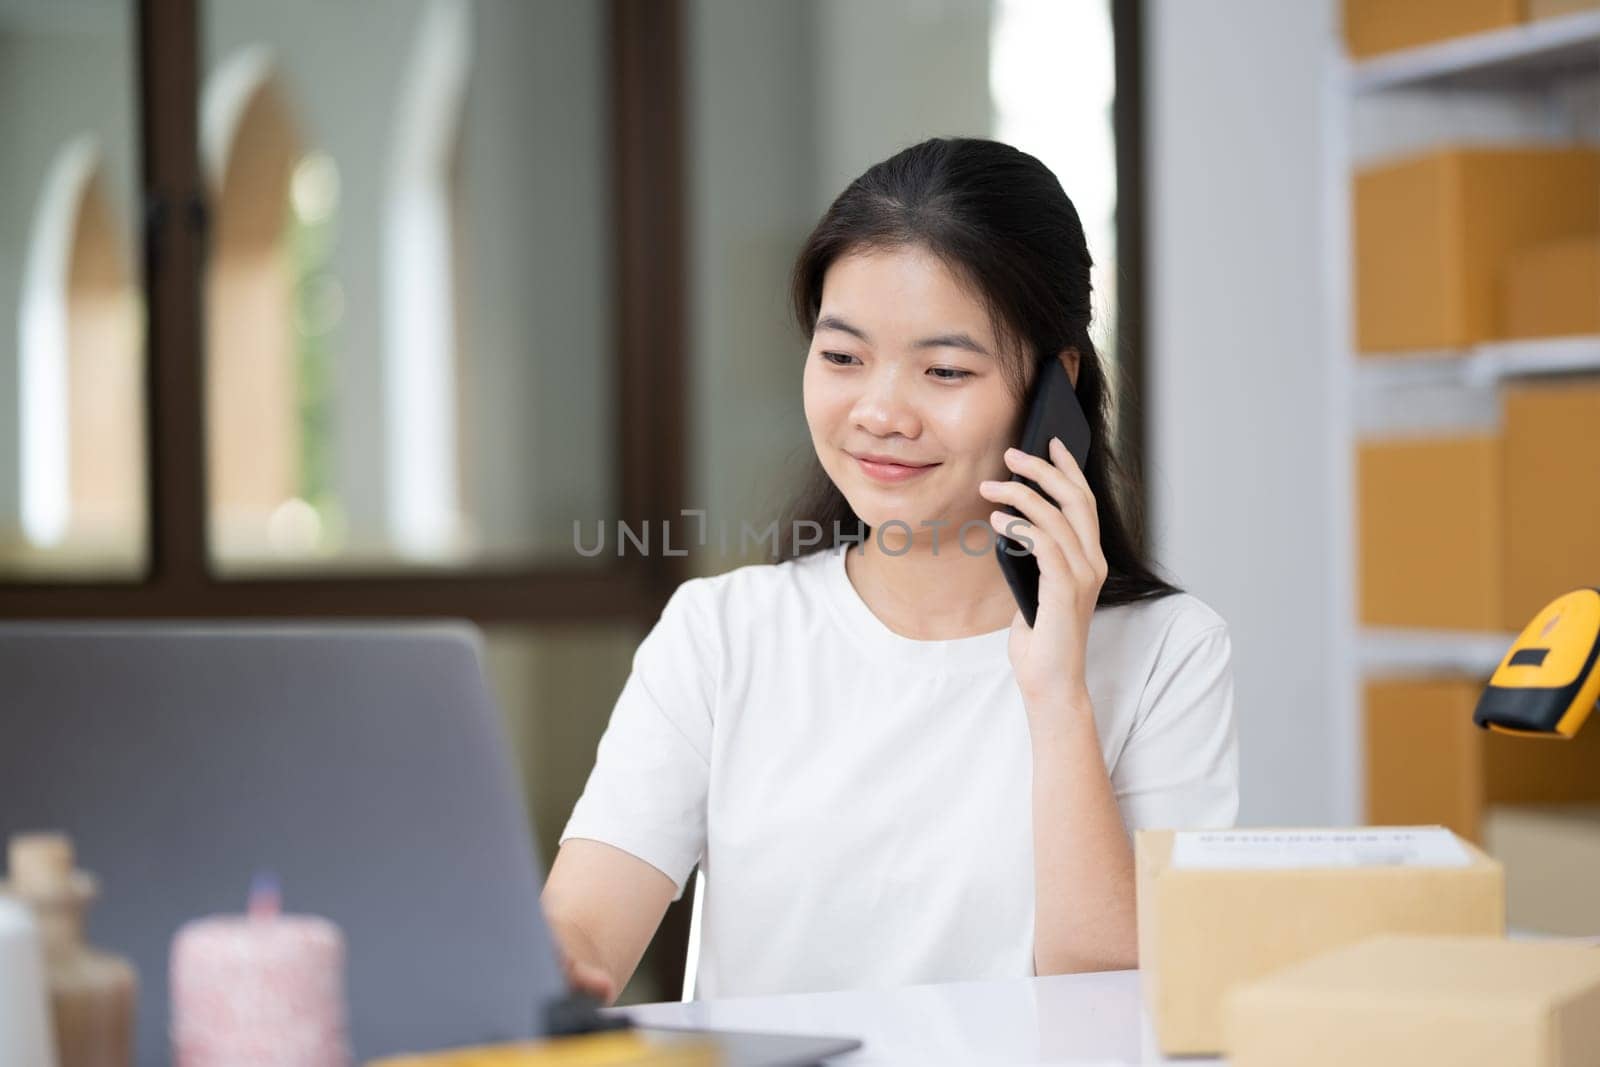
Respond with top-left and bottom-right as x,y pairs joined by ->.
170,877 -> 350,1067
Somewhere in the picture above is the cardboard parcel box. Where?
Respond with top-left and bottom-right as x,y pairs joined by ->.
1484,805 -> 1600,936
1503,236 -> 1600,339
1136,827 -> 1505,1056
1358,433 -> 1502,631
1503,378 -> 1600,628
1226,935 -> 1600,1067
1529,0 -> 1600,18
1355,147 -> 1600,352
1344,0 -> 1522,59
1364,677 -> 1600,843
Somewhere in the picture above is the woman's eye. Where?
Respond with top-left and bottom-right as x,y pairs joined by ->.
821,351 -> 859,366
928,366 -> 973,381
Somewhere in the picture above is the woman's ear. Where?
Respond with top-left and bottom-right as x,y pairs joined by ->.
1057,348 -> 1081,388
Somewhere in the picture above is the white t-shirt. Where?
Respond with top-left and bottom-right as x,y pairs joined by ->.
559,542 -> 1238,999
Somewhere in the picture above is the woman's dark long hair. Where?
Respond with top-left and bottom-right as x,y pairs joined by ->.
775,136 -> 1179,607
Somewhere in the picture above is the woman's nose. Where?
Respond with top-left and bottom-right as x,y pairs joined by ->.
851,367 -> 921,438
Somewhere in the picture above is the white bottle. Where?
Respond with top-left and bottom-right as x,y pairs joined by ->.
0,893 -> 59,1067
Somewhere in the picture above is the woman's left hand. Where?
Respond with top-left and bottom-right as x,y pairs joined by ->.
978,438 -> 1107,716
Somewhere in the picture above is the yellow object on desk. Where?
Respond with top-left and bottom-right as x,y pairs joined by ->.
1476,589 -> 1600,738
368,1031 -> 721,1067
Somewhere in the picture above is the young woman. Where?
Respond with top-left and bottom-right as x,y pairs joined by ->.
541,137 -> 1238,1004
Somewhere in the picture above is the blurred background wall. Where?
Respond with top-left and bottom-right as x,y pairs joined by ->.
685,0 -> 1112,565
1146,0 -> 1343,827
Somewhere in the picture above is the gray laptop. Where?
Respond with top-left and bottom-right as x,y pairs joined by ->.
0,622 -> 860,1066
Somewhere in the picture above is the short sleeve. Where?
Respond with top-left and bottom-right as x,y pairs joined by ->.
558,580 -> 718,901
1111,623 -> 1239,833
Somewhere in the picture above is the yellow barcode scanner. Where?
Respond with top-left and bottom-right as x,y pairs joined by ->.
1474,588 -> 1600,738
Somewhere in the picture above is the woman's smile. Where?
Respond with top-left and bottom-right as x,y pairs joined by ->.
849,452 -> 941,484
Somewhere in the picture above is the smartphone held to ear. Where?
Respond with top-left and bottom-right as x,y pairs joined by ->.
994,358 -> 1092,627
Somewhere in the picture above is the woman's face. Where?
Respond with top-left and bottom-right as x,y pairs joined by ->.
802,244 -> 1023,542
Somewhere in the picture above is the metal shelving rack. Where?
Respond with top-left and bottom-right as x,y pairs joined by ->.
1323,12 -> 1600,824
1349,10 -> 1600,92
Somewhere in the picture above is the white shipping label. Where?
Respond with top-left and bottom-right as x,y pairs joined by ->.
1169,827 -> 1471,870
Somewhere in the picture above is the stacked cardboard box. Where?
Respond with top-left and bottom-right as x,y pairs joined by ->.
1484,805 -> 1600,935
1358,436 -> 1502,631
1344,0 -> 1522,59
1359,379 -> 1600,632
1227,935 -> 1600,1067
1502,381 -> 1600,625
1345,0 -> 1600,60
1355,148 -> 1600,353
1136,827 -> 1503,1056
1365,677 -> 1600,842
1503,237 -> 1600,339
1528,0 -> 1600,18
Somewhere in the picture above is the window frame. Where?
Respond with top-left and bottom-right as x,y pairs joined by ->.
0,0 -> 689,622
1112,0 -> 1149,539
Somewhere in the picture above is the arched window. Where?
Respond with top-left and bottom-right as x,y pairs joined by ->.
202,47 -> 311,562
18,134 -> 144,568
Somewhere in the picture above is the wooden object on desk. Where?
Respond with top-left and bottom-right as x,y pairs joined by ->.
368,1032 -> 719,1067
1365,676 -> 1600,842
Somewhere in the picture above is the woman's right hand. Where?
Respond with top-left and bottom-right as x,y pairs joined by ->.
556,934 -> 619,1005
541,839 -> 681,1009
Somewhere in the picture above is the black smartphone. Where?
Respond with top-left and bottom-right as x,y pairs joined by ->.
993,358 -> 1093,627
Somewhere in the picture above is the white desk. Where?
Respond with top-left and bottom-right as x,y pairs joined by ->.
612,970 -> 1216,1065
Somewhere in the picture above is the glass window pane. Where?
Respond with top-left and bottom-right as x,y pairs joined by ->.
990,0 -> 1120,393
202,0 -> 616,575
686,0 -> 1119,571
0,0 -> 147,580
